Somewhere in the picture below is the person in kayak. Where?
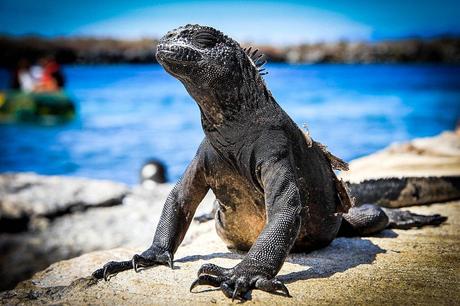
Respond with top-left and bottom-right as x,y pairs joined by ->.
11,58 -> 35,92
34,56 -> 65,92
10,56 -> 66,93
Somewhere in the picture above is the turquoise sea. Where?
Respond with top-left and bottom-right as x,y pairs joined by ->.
1,64 -> 459,184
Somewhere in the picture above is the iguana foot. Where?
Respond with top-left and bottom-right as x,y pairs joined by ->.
382,208 -> 447,230
190,263 -> 290,300
340,204 -> 389,236
92,246 -> 173,281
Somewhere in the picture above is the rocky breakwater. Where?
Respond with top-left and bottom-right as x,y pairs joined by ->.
0,174 -> 128,289
0,173 -> 129,232
1,131 -> 460,304
0,174 -> 216,290
2,35 -> 460,66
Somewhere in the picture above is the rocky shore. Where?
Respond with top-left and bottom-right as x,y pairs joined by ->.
1,35 -> 460,66
0,176 -> 214,290
0,130 -> 459,304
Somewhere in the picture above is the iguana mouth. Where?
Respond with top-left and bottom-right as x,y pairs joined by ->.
156,44 -> 202,63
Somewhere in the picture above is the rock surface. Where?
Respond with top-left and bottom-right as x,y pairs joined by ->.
1,202 -> 459,305
0,181 -> 214,290
0,173 -> 131,290
0,173 -> 129,220
340,131 -> 460,182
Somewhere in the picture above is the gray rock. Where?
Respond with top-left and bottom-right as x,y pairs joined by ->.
0,173 -> 129,220
0,181 -> 215,290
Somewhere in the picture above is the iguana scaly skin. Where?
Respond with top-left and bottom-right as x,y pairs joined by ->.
93,25 -> 456,300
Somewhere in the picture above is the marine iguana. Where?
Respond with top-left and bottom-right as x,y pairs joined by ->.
93,24 -> 459,300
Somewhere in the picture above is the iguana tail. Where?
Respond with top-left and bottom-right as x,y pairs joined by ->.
305,132 -> 460,208
346,176 -> 460,208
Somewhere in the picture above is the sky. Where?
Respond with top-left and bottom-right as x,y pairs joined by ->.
1,0 -> 459,45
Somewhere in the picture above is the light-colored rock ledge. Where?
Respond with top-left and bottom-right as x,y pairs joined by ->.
2,202 -> 459,305
340,131 -> 460,182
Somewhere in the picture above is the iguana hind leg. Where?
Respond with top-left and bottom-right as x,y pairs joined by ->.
338,203 -> 448,236
338,204 -> 389,236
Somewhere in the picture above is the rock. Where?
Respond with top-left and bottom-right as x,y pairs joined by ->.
0,181 -> 215,291
340,131 -> 460,182
1,202 -> 459,305
0,172 -> 129,289
0,173 -> 129,220
3,36 -> 460,67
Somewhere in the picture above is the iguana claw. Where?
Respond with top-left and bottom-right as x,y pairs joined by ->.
103,265 -> 109,281
255,278 -> 291,297
92,247 -> 174,280
190,262 -> 290,300
92,260 -> 132,281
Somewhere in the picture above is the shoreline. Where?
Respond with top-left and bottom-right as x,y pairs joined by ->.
1,35 -> 460,67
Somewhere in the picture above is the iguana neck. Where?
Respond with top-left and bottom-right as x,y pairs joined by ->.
185,70 -> 276,152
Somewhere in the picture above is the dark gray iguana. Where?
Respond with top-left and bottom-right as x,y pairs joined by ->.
92,24 -> 460,300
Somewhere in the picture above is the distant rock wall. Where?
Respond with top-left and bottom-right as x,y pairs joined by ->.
283,39 -> 460,64
1,35 -> 460,67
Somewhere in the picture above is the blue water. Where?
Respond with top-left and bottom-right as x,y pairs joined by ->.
1,64 -> 459,185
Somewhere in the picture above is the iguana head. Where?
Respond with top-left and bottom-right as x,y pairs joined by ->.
156,25 -> 268,123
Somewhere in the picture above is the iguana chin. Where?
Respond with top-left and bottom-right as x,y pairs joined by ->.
92,24 -> 458,300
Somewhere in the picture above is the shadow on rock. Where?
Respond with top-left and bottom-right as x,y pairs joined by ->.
175,236 -> 385,302
373,229 -> 398,238
177,236 -> 386,288
176,251 -> 244,263
280,237 -> 386,284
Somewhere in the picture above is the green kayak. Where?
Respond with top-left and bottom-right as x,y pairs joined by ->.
0,91 -> 76,124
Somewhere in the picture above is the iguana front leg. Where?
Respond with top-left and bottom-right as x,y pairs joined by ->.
93,150 -> 209,280
190,159 -> 302,300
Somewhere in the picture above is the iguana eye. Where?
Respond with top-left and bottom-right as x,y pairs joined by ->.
194,31 -> 218,48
